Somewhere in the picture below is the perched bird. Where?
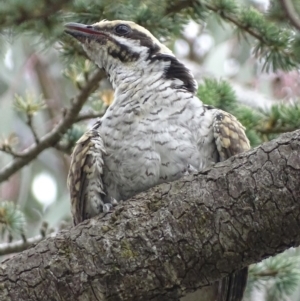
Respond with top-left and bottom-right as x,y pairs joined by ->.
66,20 -> 250,301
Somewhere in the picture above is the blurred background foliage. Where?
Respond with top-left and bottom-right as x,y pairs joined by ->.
0,0 -> 300,300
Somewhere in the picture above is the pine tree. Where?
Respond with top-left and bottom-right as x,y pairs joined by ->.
1,1 -> 300,300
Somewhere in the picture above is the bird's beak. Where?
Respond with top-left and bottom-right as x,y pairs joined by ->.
65,22 -> 107,39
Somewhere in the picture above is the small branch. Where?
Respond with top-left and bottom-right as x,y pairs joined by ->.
0,147 -> 26,158
0,0 -> 72,28
165,0 -> 196,15
26,114 -> 39,144
257,126 -> 299,135
279,0 -> 300,31
204,4 -> 270,45
165,0 -> 267,44
0,222 -> 51,257
166,0 -> 294,61
76,110 -> 106,122
54,110 -> 107,154
0,236 -> 43,257
251,270 -> 279,278
0,232 -> 55,257
0,69 -> 105,183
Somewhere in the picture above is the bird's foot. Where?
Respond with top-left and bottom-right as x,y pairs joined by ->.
103,197 -> 119,213
183,164 -> 198,176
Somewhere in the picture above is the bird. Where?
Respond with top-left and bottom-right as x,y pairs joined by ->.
65,20 -> 250,301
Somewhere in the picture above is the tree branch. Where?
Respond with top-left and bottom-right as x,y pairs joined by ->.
166,0 -> 296,69
165,0 -> 275,45
258,126 -> 300,135
26,114 -> 40,144
0,70 -> 105,183
165,0 -> 196,15
0,0 -> 72,28
1,129 -> 300,301
76,110 -> 106,122
279,0 -> 300,31
0,235 -> 46,257
0,147 -> 25,158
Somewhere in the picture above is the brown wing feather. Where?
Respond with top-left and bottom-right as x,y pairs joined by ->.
67,134 -> 89,224
68,121 -> 107,225
213,110 -> 250,162
217,267 -> 248,301
212,109 -> 250,301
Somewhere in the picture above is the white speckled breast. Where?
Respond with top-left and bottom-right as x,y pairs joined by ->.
98,71 -> 218,200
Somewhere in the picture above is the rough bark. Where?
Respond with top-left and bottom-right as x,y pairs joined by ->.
1,129 -> 300,301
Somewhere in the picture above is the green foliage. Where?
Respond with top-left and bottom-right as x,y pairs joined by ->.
260,103 -> 300,134
0,201 -> 26,238
1,0 -> 300,71
59,124 -> 85,154
63,59 -> 96,89
198,76 -> 300,299
203,0 -> 299,71
198,78 -> 300,146
64,125 -> 85,144
1,0 -> 300,299
198,78 -> 262,146
198,78 -> 237,112
246,251 -> 300,301
14,92 -> 46,117
0,0 -> 71,39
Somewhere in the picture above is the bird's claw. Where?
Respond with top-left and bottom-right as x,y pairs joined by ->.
103,197 -> 119,213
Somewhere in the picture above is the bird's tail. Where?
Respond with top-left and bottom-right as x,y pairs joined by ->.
217,267 -> 248,301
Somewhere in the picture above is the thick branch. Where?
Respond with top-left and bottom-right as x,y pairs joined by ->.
0,70 -> 104,183
1,129 -> 300,301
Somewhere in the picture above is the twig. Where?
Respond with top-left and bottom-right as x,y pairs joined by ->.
0,233 -> 55,257
26,114 -> 39,144
251,270 -> 279,278
257,126 -> 299,135
0,0 -> 72,28
205,4 -> 266,42
165,0 -> 196,15
52,110 -> 107,154
76,110 -> 106,122
0,69 -> 105,183
279,0 -> 300,31
165,0 -> 267,44
166,0 -> 294,59
0,147 -> 26,158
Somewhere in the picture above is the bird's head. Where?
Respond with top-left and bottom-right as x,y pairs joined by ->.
65,20 -> 197,94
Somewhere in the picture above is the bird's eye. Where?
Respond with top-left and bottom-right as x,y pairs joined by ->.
115,24 -> 131,35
